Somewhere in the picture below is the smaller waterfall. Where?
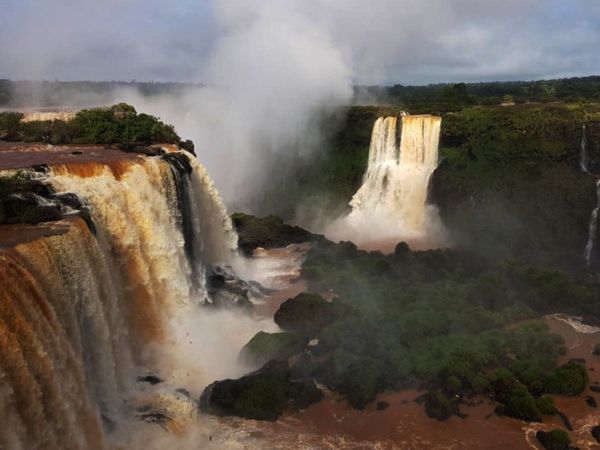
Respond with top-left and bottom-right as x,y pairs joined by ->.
584,179 -> 600,267
336,115 -> 445,249
580,125 -> 589,173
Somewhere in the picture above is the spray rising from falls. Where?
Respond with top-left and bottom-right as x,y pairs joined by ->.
580,125 -> 589,173
330,115 -> 445,249
584,179 -> 600,268
0,149 -> 239,449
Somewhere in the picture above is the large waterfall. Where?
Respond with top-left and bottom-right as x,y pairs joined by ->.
0,149 -> 239,449
329,115 -> 445,249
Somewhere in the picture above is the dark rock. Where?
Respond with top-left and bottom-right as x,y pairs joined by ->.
274,292 -> 338,337
199,360 -> 291,421
592,425 -> 600,444
30,164 -> 50,174
394,241 -> 410,256
176,388 -> 191,399
536,429 -> 575,450
138,374 -> 164,385
205,265 -> 255,309
376,401 -> 389,411
593,344 -> 600,356
288,378 -> 324,410
557,410 -> 573,431
179,140 -> 196,156
231,213 -> 319,256
568,358 -> 586,365
592,385 -> 600,393
586,396 -> 597,408
52,192 -> 83,209
71,151 -> 83,155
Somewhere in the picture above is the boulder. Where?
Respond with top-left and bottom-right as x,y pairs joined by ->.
592,425 -> 600,444
425,390 -> 458,421
274,292 -> 338,337
199,360 -> 291,421
288,378 -> 324,410
536,429 -> 575,450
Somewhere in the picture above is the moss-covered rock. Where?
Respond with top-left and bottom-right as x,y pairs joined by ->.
231,213 -> 318,255
199,360 -> 291,421
239,331 -> 305,366
274,292 -> 339,337
425,390 -> 458,421
536,429 -> 575,450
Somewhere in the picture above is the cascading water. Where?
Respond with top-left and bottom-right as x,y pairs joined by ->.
580,124 -> 589,173
330,114 -> 445,249
0,149 -> 240,449
584,179 -> 600,268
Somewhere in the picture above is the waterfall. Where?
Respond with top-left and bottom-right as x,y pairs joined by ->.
584,179 -> 600,267
341,115 -> 444,246
580,125 -> 589,173
0,149 -> 238,449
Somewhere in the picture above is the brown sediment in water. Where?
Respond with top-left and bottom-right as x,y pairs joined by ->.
0,221 -> 106,449
0,142 -> 143,171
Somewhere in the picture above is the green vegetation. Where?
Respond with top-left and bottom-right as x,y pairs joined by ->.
432,103 -> 600,272
239,331 -> 305,366
0,103 -> 180,145
219,217 -> 599,420
357,76 -> 600,112
536,429 -> 574,450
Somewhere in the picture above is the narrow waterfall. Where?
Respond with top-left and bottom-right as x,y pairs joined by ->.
580,125 -> 589,173
0,149 -> 238,449
584,179 -> 600,267
343,115 -> 444,246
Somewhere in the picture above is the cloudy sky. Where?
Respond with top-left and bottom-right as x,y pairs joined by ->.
1,0 -> 599,85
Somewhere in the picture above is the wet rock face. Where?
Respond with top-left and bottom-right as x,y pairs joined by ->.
231,213 -> 318,256
205,265 -> 267,309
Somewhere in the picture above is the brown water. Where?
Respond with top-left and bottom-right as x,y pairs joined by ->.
0,142 -> 143,170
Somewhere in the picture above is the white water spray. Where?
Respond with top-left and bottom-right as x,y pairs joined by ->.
580,125 -> 589,173
327,115 -> 446,249
584,180 -> 600,268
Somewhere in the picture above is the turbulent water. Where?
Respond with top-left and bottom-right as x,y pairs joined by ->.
0,149 -> 239,449
328,115 -> 445,248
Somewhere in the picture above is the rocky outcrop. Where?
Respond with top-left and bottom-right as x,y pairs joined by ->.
274,292 -> 339,337
231,213 -> 319,255
239,331 -> 305,366
199,360 -> 323,421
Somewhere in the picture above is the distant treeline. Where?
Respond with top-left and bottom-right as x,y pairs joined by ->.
0,79 -> 202,108
354,76 -> 600,112
0,103 -> 181,145
2,76 -> 599,111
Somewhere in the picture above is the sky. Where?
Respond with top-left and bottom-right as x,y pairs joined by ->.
1,0 -> 599,85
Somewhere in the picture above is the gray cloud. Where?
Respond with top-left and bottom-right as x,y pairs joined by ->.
1,0 -> 599,84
